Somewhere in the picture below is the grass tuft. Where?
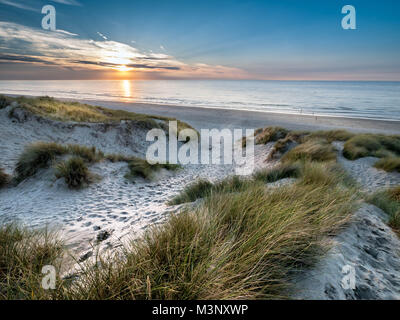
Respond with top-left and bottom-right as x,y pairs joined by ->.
373,157 -> 400,173
343,134 -> 400,160
305,130 -> 355,143
67,144 -> 104,163
169,179 -> 214,205
15,142 -> 67,182
55,157 -> 92,188
126,158 -> 180,181
0,224 -> 63,299
366,186 -> 400,236
282,139 -> 336,163
253,163 -> 300,183
255,127 -> 289,145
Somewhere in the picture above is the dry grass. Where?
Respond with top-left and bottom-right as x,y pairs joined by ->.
374,157 -> 400,173
305,130 -> 355,143
63,161 -> 356,300
8,96 -> 195,134
55,157 -> 92,189
169,176 -> 260,205
0,224 -> 64,299
169,179 -> 214,205
255,127 -> 289,145
343,134 -> 400,160
15,142 -> 68,182
366,186 -> 400,236
67,145 -> 104,163
282,139 -> 336,163
0,158 -> 358,299
125,158 -> 181,181
253,163 -> 300,183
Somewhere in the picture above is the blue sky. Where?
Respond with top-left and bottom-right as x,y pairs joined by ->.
0,0 -> 399,80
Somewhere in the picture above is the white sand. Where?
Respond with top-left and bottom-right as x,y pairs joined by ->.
0,104 -> 272,257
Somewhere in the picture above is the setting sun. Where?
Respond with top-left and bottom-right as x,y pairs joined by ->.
114,65 -> 133,72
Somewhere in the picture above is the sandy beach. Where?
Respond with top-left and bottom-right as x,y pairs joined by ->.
79,99 -> 400,134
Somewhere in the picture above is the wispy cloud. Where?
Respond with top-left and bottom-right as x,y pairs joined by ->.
96,32 -> 108,40
50,0 -> 82,6
0,0 -> 39,12
0,21 -> 248,79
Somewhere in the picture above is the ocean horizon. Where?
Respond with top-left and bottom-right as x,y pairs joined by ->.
0,79 -> 399,121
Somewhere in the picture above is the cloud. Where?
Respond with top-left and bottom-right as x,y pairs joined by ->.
0,53 -> 57,65
96,32 -> 108,40
0,0 -> 39,12
50,0 -> 82,6
0,21 -> 250,79
56,29 -> 78,36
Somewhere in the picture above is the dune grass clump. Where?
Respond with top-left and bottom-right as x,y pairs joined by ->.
255,127 -> 289,145
305,130 -> 355,143
105,153 -> 133,163
343,134 -> 400,160
0,168 -> 9,188
253,163 -> 301,183
67,162 -> 355,300
67,144 -> 104,163
55,157 -> 92,189
367,186 -> 400,235
169,180 -> 214,205
15,142 -> 68,182
374,157 -> 400,173
282,139 -> 336,163
0,224 -> 63,299
126,158 -> 180,180
169,176 -> 258,205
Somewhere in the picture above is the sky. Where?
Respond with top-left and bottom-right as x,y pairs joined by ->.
0,0 -> 399,80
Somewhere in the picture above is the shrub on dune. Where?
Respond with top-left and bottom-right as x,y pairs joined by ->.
55,157 -> 91,188
15,142 -> 67,182
374,157 -> 400,173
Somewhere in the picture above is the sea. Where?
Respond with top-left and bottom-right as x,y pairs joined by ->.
0,80 -> 399,121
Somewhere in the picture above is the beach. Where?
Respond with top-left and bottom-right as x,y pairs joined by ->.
75,99 -> 400,134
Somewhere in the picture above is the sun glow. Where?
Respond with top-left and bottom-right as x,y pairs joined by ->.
114,65 -> 133,72
122,80 -> 131,98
